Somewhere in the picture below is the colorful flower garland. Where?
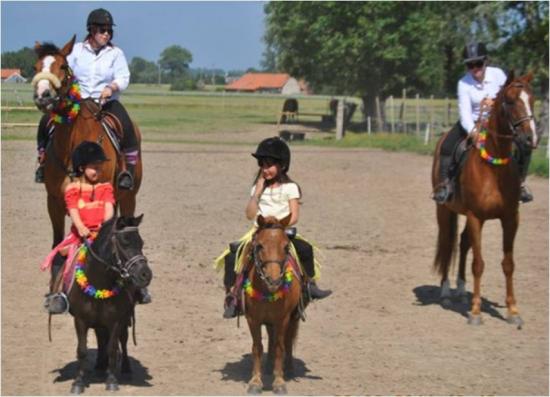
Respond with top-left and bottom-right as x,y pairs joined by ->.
74,238 -> 121,299
50,78 -> 81,124
243,265 -> 293,302
478,129 -> 511,165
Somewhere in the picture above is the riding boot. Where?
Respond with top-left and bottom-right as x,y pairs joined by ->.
307,281 -> 332,300
137,287 -> 152,304
223,293 -> 238,319
118,163 -> 135,190
433,155 -> 453,204
44,252 -> 69,314
35,149 -> 46,183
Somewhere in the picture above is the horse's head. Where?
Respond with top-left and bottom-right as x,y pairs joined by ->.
498,71 -> 539,149
252,215 -> 291,293
95,215 -> 152,289
32,35 -> 76,113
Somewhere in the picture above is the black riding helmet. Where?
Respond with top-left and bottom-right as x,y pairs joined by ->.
463,42 -> 488,63
252,137 -> 291,172
87,8 -> 115,28
72,141 -> 108,176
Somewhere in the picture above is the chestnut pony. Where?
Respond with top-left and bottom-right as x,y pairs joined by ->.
243,215 -> 302,395
32,36 -> 143,247
432,72 -> 539,326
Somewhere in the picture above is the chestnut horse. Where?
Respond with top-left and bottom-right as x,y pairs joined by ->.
432,72 -> 539,326
243,215 -> 302,395
32,36 -> 142,248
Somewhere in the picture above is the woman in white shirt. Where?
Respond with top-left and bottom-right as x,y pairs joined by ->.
433,42 -> 533,204
217,137 -> 332,318
35,8 -> 138,191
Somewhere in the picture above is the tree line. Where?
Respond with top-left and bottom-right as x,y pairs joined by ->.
263,1 -> 548,120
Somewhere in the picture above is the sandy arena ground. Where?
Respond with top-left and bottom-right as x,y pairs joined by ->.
2,138 -> 548,395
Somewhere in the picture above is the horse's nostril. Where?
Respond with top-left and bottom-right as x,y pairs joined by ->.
43,90 -> 51,98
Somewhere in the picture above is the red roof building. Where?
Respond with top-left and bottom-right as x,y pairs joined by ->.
225,73 -> 307,94
1,68 -> 26,82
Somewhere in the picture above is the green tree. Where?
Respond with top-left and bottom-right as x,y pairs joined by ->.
1,47 -> 36,78
129,57 -> 160,84
159,45 -> 193,83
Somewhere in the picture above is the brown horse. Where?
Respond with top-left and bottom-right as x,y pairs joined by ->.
32,36 -> 142,248
243,215 -> 302,395
432,72 -> 539,326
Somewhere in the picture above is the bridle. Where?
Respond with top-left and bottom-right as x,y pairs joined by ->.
500,82 -> 537,146
252,223 -> 290,290
86,225 -> 148,282
31,57 -> 73,111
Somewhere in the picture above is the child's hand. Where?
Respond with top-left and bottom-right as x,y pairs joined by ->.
254,175 -> 266,195
77,225 -> 90,238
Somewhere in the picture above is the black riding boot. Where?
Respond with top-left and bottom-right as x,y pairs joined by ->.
44,253 -> 69,314
433,155 -> 453,204
223,252 -> 238,319
118,163 -> 135,190
307,280 -> 332,300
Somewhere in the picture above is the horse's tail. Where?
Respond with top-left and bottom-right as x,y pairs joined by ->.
433,205 -> 458,278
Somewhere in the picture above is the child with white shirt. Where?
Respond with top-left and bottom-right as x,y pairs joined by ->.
216,137 -> 331,318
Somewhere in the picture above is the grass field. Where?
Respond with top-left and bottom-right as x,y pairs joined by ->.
2,83 -> 547,176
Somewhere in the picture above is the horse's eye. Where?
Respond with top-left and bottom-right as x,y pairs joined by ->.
60,64 -> 69,70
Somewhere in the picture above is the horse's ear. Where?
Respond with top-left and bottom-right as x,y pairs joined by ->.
279,214 -> 292,228
257,215 -> 266,227
524,71 -> 534,83
505,69 -> 515,86
135,214 -> 144,226
60,35 -> 76,57
34,41 -> 42,51
115,216 -> 127,229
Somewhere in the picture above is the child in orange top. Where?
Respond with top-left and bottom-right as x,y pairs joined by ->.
42,141 -> 115,313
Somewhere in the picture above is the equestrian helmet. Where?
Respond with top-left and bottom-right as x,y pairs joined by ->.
462,42 -> 488,63
252,137 -> 291,172
72,141 -> 108,176
87,8 -> 115,28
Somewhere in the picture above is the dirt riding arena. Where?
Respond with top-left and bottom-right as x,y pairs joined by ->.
2,138 -> 548,395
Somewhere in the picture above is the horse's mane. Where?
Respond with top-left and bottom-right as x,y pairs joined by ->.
35,42 -> 60,58
92,216 -> 117,251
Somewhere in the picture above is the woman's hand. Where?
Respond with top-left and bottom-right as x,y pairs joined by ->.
100,86 -> 113,102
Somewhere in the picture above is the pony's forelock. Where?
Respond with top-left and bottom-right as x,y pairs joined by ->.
35,42 -> 60,58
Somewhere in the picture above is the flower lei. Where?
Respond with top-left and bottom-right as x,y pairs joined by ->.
75,237 -> 121,299
478,129 -> 511,165
50,78 -> 81,124
243,265 -> 293,302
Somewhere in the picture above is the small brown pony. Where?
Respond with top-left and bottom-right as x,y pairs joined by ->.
432,72 -> 539,326
243,215 -> 302,395
32,36 -> 142,248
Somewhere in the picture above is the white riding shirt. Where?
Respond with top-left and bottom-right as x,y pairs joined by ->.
251,182 -> 300,223
458,66 -> 507,134
67,41 -> 130,101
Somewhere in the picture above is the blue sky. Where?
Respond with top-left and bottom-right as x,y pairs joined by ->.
1,1 -> 267,71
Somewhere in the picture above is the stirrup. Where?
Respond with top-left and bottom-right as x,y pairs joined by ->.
117,170 -> 134,190
44,292 -> 69,314
223,293 -> 238,319
35,165 -> 45,183
519,185 -> 533,203
432,182 -> 452,204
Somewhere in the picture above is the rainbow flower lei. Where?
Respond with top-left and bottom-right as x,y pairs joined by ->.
74,238 -> 121,299
478,129 -> 511,166
243,265 -> 293,302
50,78 -> 81,124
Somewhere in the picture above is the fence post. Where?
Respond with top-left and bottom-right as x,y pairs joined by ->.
367,116 -> 371,135
424,123 -> 430,145
401,89 -> 407,133
430,95 -> 435,139
336,98 -> 345,140
375,96 -> 382,131
389,95 -> 395,133
415,94 -> 420,136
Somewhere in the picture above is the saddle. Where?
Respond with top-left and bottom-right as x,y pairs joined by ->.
100,112 -> 124,155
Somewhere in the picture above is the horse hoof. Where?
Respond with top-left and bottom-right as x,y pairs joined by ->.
70,383 -> 84,395
467,313 -> 482,326
247,384 -> 262,395
507,315 -> 524,329
273,383 -> 287,395
106,382 -> 119,392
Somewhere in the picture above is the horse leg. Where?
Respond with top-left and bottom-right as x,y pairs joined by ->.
94,327 -> 109,373
501,213 -> 523,328
118,191 -> 136,217
435,205 -> 458,306
246,319 -> 263,394
120,322 -> 132,375
272,317 -> 290,395
466,213 -> 484,325
105,323 -> 121,391
47,194 -> 65,247
283,317 -> 299,379
265,324 -> 275,375
457,224 -> 470,304
70,318 -> 88,395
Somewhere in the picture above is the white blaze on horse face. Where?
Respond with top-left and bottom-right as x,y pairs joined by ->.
520,90 -> 537,146
36,55 -> 56,97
